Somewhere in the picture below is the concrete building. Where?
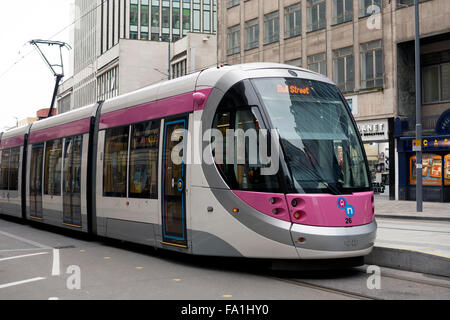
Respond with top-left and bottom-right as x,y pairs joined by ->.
58,0 -> 217,112
217,0 -> 450,202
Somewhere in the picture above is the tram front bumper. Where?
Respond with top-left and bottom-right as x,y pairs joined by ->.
290,220 -> 377,259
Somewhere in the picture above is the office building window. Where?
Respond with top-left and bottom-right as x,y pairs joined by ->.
97,66 -> 119,101
58,95 -> 71,114
285,3 -> 301,39
151,4 -> 160,27
130,0 -> 139,39
141,0 -> 150,40
308,0 -> 326,32
173,0 -> 181,32
264,11 -> 279,45
245,19 -> 259,50
162,5 -> 170,29
308,52 -> 327,75
104,126 -> 129,198
423,62 -> 450,103
360,40 -> 383,89
228,0 -> 239,8
227,25 -> 240,55
212,0 -> 217,32
203,0 -> 211,32
193,0 -> 201,32
183,0 -> 190,33
333,0 -> 353,24
333,46 -> 354,92
285,58 -> 302,68
172,59 -> 187,78
360,0 -> 381,17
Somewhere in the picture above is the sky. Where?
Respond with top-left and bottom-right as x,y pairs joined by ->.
0,0 -> 74,131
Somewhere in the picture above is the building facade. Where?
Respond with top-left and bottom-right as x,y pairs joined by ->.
217,0 -> 450,202
58,0 -> 217,112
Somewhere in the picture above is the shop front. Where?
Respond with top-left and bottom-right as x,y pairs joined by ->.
357,118 -> 395,199
397,135 -> 450,202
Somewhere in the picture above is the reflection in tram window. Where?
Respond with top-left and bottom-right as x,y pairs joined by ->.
252,77 -> 370,194
129,121 -> 160,199
44,139 -> 63,196
8,147 -> 20,191
212,84 -> 281,192
30,144 -> 44,218
103,126 -> 129,197
63,136 -> 83,225
1,150 -> 10,190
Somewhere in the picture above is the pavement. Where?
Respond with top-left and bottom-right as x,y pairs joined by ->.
367,198 -> 450,277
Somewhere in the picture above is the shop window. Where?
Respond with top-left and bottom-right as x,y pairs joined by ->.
445,154 -> 450,186
410,154 -> 443,186
44,139 -> 63,196
104,126 -> 129,197
129,121 -> 160,199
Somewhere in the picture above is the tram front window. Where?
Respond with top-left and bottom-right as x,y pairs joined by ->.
252,77 -> 370,194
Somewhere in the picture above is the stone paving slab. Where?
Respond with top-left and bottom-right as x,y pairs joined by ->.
375,198 -> 450,221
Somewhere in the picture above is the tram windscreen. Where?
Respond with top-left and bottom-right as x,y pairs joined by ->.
252,77 -> 370,194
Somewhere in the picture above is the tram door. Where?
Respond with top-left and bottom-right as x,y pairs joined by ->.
63,136 -> 82,226
162,119 -> 187,247
30,144 -> 44,218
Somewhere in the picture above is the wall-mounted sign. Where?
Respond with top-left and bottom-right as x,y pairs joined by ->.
404,136 -> 450,152
412,139 -> 422,151
436,109 -> 450,135
345,95 -> 358,116
357,119 -> 389,142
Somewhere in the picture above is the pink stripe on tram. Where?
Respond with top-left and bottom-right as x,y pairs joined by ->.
0,136 -> 25,149
99,89 -> 212,130
29,118 -> 91,144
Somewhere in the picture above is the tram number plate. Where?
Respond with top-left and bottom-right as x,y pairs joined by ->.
345,218 -> 353,224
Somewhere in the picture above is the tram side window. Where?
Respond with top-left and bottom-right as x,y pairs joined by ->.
8,147 -> 20,191
212,84 -> 281,192
103,126 -> 129,197
1,150 -> 9,190
129,121 -> 160,199
44,139 -> 63,196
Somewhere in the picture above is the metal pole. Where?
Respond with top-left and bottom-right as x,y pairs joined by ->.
168,39 -> 171,81
415,0 -> 423,212
48,74 -> 63,118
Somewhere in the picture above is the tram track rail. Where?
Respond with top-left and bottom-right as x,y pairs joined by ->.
270,277 -> 380,300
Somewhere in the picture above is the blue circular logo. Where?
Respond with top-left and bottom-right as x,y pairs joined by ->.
345,205 -> 355,218
337,197 -> 347,209
177,179 -> 184,191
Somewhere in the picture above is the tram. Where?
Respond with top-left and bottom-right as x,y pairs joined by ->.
0,63 -> 376,260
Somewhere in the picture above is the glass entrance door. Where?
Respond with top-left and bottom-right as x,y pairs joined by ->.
63,136 -> 83,226
30,144 -> 44,218
162,119 -> 187,246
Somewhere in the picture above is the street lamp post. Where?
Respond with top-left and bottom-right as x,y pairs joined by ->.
414,0 -> 423,212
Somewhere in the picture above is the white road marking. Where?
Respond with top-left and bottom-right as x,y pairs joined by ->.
0,248 -> 52,253
0,252 -> 49,262
52,249 -> 60,276
0,277 -> 46,289
0,230 -> 51,249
